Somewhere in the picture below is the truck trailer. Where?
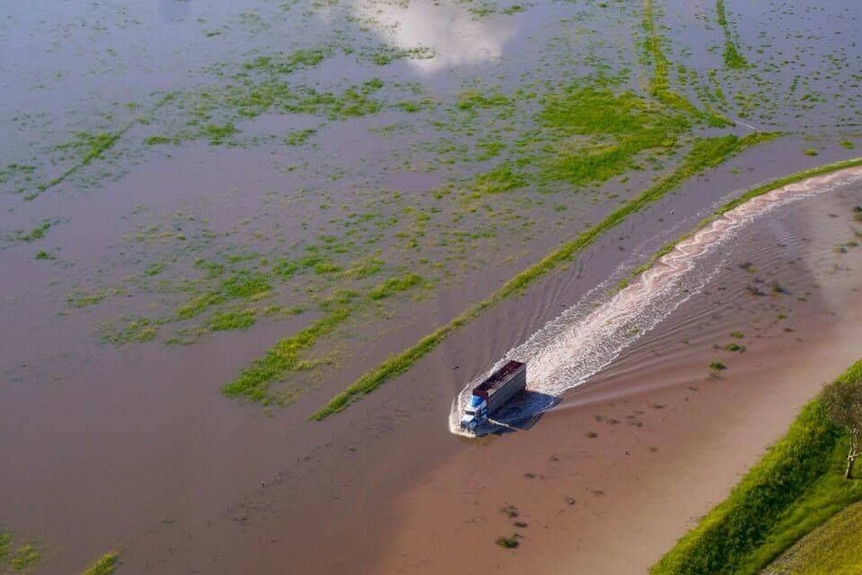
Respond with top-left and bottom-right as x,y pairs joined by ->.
459,360 -> 527,432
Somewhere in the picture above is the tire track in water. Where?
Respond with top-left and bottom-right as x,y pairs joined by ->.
449,166 -> 862,436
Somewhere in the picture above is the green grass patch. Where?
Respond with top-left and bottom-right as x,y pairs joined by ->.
103,317 -> 161,345
716,0 -> 748,69
0,529 -> 41,572
144,262 -> 165,276
81,552 -> 119,575
368,273 -> 423,300
177,271 -> 271,320
362,44 -> 434,66
207,309 -> 256,332
642,0 -> 702,116
59,131 -> 123,165
222,306 -> 352,403
242,47 -> 332,75
310,132 -> 770,420
284,128 -> 317,146
763,501 -> 862,574
67,288 -> 122,309
651,359 -> 862,575
202,122 -> 238,144
533,83 -> 691,188
177,293 -> 222,320
15,221 -> 53,243
144,135 -> 173,145
723,42 -> 748,70
10,544 -> 40,570
0,530 -> 10,564
223,268 -> 428,404
456,88 -> 512,112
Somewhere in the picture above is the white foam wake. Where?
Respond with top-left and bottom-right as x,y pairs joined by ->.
449,166 -> 862,436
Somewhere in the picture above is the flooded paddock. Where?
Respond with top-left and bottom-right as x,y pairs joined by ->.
0,0 -> 860,572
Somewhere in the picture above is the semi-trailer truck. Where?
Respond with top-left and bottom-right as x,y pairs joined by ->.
459,360 -> 527,432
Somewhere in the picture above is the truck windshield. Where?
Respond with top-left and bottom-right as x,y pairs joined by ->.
464,409 -> 475,416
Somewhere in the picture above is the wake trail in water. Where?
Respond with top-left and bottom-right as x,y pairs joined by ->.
449,166 -> 862,436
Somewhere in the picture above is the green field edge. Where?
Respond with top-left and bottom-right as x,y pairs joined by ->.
651,359 -> 862,575
309,131 -> 775,421
623,155 -> 862,285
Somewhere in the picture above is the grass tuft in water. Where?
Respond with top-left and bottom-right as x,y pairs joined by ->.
82,552 -> 119,575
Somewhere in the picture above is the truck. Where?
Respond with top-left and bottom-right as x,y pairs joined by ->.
459,360 -> 527,432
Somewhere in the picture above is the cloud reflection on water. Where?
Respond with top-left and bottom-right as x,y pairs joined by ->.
347,0 -> 517,73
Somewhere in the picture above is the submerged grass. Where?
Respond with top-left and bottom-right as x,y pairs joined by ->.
310,132 -> 770,420
222,306 -> 352,403
81,552 -> 119,575
716,0 -> 748,70
10,544 -> 40,570
651,359 -> 862,575
0,528 -> 41,572
222,269 -> 426,403
14,220 -> 53,243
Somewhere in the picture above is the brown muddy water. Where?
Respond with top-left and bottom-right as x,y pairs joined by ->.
374,184 -> 862,575
1,0 -> 861,573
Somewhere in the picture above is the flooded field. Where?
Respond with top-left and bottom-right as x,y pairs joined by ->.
1,0 -> 860,572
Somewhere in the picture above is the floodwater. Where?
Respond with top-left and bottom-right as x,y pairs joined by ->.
0,0 -> 860,573
450,166 -> 862,434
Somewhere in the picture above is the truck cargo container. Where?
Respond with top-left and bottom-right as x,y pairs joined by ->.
459,360 -> 527,431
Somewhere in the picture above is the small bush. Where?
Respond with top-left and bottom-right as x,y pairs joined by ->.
496,534 -> 520,549
803,148 -> 818,156
709,361 -> 727,371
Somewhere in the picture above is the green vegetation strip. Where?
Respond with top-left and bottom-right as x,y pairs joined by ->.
642,0 -> 702,117
716,0 -> 748,69
82,552 -> 119,575
222,306 -> 352,402
652,359 -> 862,575
222,271 -> 425,403
310,132 -> 771,420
